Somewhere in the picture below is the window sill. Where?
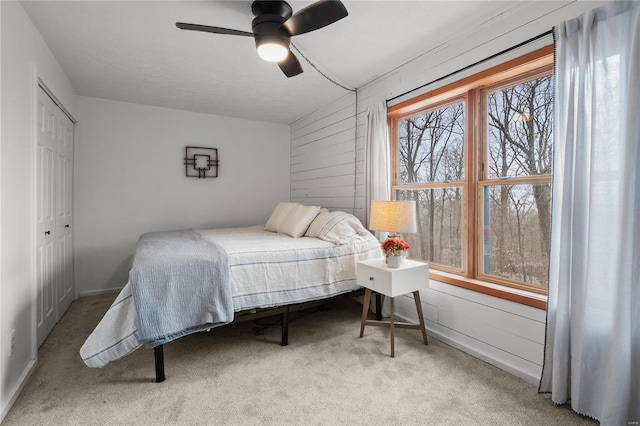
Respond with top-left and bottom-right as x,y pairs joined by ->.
428,270 -> 548,310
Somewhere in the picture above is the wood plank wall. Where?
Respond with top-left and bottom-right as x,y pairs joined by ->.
290,92 -> 365,217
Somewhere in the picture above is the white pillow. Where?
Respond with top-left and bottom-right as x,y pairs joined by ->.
305,211 -> 366,244
265,202 -> 299,232
278,204 -> 321,238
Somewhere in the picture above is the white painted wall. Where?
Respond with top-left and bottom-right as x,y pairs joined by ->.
0,2 -> 78,420
290,1 -> 607,385
75,97 -> 290,295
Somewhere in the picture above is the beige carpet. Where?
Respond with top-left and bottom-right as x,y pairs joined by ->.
3,293 -> 594,425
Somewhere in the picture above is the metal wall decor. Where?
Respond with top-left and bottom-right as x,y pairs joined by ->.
184,146 -> 219,178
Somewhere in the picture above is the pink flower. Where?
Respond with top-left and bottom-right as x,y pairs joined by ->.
381,236 -> 410,255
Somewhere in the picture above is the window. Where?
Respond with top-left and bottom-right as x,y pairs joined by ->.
388,46 -> 553,307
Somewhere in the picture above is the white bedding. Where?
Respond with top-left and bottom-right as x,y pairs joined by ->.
80,225 -> 382,367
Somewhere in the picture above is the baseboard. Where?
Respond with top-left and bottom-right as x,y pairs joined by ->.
79,287 -> 122,297
0,359 -> 38,424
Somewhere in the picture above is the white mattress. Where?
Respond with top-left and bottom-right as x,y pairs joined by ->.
199,226 -> 380,310
80,226 -> 382,367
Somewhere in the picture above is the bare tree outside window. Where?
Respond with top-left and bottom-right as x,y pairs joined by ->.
483,75 -> 553,288
396,102 -> 465,270
389,50 -> 554,298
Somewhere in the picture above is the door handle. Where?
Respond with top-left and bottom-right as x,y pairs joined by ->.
65,224 -> 70,228
45,230 -> 51,235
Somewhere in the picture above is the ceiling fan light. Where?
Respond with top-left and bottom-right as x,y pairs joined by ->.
257,42 -> 288,62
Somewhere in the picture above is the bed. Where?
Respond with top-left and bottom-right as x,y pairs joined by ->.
80,205 -> 382,381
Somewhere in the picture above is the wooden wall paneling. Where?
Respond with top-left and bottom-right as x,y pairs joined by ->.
291,162 -> 357,182
290,156 -> 356,176
424,315 -> 543,384
435,295 -> 544,362
290,184 -> 355,199
290,92 -> 354,133
429,280 -> 546,320
290,92 -> 365,215
291,174 -> 358,191
291,117 -> 354,150
291,140 -> 356,172
289,196 -> 357,209
291,130 -> 355,159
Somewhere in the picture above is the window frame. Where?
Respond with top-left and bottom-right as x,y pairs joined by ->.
390,95 -> 470,275
388,45 -> 553,309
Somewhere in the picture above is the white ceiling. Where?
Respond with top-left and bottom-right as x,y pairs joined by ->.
21,0 -> 522,124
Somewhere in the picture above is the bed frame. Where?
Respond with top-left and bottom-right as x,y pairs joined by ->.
153,289 -> 383,382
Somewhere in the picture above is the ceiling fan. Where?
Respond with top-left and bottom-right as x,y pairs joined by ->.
176,0 -> 348,78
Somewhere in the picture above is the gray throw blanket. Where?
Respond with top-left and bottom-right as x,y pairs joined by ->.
129,229 -> 233,347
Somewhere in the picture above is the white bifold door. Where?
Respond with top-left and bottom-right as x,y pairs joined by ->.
36,85 -> 74,348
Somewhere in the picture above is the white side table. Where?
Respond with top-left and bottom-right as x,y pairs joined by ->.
357,258 -> 429,357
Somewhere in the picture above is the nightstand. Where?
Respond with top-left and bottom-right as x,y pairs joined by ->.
357,257 -> 429,357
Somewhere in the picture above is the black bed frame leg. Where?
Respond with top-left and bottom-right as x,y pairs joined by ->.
375,293 -> 383,321
281,309 -> 289,346
154,345 -> 166,383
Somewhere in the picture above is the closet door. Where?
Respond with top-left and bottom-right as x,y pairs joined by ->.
36,86 -> 75,347
56,107 -> 74,318
36,87 -> 59,347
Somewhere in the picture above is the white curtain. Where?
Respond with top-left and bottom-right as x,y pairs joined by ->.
539,2 -> 640,425
364,101 -> 391,234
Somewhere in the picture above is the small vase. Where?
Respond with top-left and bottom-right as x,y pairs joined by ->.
386,254 -> 403,268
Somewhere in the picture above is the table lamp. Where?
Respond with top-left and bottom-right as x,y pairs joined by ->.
369,200 -> 417,236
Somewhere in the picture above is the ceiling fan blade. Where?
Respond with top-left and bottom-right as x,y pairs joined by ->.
176,22 -> 254,37
283,0 -> 348,36
278,52 -> 303,78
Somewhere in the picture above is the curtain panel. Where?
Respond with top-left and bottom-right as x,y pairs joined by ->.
539,2 -> 640,425
364,101 -> 391,235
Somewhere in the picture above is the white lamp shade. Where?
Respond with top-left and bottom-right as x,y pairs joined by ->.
369,200 -> 417,234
